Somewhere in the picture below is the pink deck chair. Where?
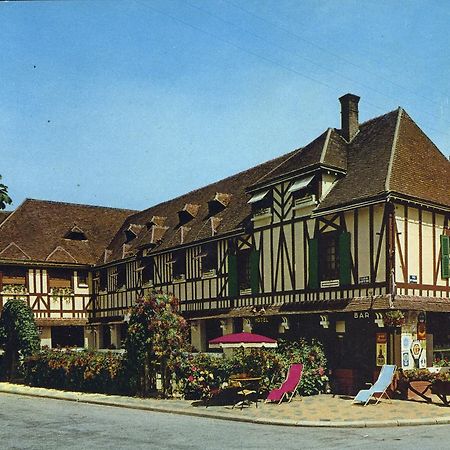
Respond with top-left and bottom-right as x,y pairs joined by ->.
265,363 -> 303,404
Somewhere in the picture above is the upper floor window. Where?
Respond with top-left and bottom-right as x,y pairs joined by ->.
228,242 -> 260,296
289,175 -> 316,205
48,268 -> 72,289
172,250 -> 186,280
248,190 -> 272,216
319,232 -> 340,281
77,270 -> 88,287
308,231 -> 351,288
1,267 -> 27,286
237,248 -> 252,291
108,267 -> 118,292
99,270 -> 107,291
201,242 -> 217,274
117,265 -> 126,288
142,259 -> 154,284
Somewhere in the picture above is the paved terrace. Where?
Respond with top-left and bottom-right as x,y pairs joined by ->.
1,383 -> 449,428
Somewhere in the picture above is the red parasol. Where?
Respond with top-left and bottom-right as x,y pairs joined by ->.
209,332 -> 277,349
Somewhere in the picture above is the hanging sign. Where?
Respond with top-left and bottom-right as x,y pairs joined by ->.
417,322 -> 426,340
410,340 -> 422,360
376,332 -> 388,367
401,333 -> 414,369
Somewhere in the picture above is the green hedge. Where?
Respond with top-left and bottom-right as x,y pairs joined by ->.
23,349 -> 129,395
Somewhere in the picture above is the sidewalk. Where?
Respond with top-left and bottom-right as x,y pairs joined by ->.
1,382 -> 450,428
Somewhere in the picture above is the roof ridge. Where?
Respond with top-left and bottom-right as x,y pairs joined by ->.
131,150 -> 299,220
358,107 -> 400,128
23,198 -> 136,213
385,107 -> 403,192
319,128 -> 332,163
252,148 -> 303,186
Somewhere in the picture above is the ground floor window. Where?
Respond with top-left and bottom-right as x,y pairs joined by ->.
51,326 -> 84,348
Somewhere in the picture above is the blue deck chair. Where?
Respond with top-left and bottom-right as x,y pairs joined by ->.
352,365 -> 396,406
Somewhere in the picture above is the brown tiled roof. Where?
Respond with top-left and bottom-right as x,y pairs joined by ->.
104,151 -> 297,262
388,111 -> 450,207
318,109 -> 399,211
104,105 -> 449,262
0,211 -> 11,225
0,199 -> 134,265
252,128 -> 347,187
318,109 -> 450,211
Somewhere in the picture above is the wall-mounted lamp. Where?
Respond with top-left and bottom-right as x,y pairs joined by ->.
320,315 -> 329,329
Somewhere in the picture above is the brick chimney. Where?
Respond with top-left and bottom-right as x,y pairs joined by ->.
339,93 -> 360,141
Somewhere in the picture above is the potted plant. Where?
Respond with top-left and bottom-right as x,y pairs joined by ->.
383,310 -> 405,328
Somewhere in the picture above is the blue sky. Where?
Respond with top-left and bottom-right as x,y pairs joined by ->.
1,0 -> 449,211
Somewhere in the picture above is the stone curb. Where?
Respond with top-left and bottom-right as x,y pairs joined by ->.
1,383 -> 450,428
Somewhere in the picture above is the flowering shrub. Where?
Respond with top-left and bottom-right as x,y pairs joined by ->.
401,368 -> 450,384
173,338 -> 328,400
274,339 -> 329,396
173,353 -> 225,399
433,355 -> 450,367
23,349 -> 128,394
1,284 -> 28,299
124,292 -> 189,397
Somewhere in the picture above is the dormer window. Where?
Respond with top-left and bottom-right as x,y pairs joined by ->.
178,204 -> 200,225
208,192 -> 232,216
146,216 -> 167,230
124,224 -> 143,242
248,190 -> 272,216
288,174 -> 315,201
64,225 -> 87,241
125,229 -> 136,242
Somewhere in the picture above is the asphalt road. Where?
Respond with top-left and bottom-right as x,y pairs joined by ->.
0,393 -> 449,450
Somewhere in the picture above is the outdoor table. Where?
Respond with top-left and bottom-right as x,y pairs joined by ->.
230,376 -> 262,409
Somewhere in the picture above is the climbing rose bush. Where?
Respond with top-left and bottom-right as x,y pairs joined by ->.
124,292 -> 189,396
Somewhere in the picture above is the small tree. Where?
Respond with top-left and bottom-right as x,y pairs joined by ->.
0,299 -> 40,380
0,175 -> 12,210
124,292 -> 188,397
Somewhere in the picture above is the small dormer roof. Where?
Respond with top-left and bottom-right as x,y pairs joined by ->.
146,216 -> 167,229
178,203 -> 200,224
64,225 -> 87,241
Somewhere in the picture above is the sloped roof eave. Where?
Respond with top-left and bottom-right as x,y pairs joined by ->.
246,163 -> 346,193
313,194 -> 388,217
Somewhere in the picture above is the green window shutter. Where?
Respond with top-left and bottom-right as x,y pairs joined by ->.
228,253 -> 238,296
250,249 -> 260,294
441,235 -> 450,279
339,232 -> 352,286
308,238 -> 319,289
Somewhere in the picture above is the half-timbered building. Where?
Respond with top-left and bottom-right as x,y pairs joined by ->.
89,94 -> 450,389
1,94 -> 449,391
0,199 -> 133,347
